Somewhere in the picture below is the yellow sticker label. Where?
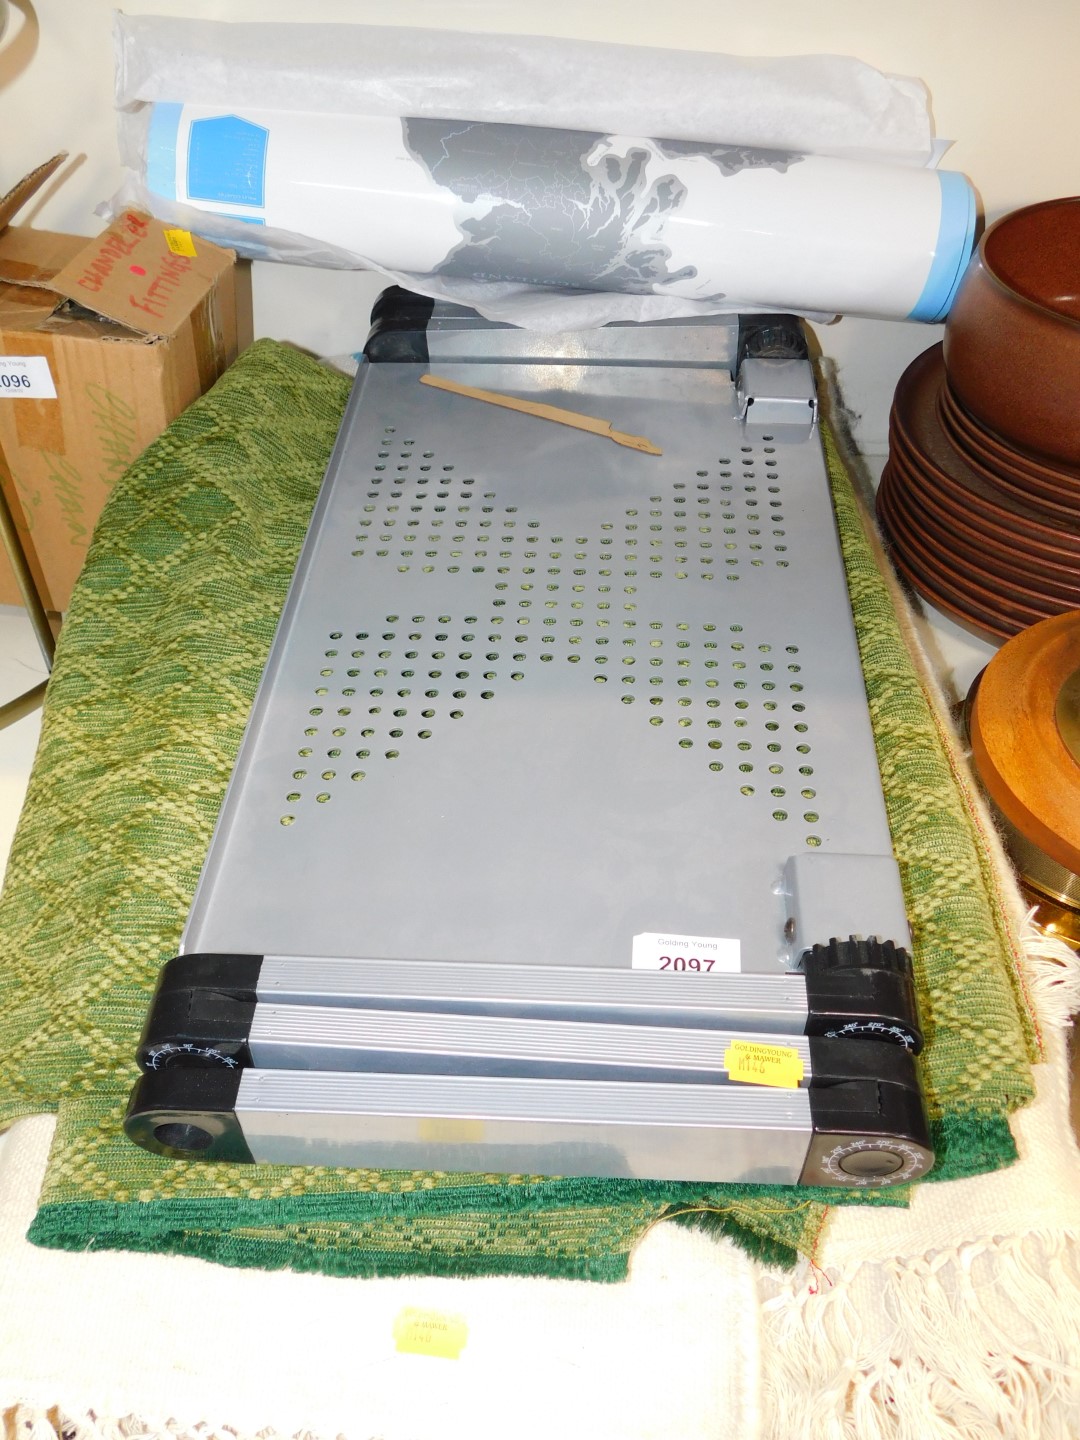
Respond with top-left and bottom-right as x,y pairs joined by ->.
163,228 -> 198,258
723,1041 -> 804,1088
393,1307 -> 468,1359
417,1117 -> 485,1143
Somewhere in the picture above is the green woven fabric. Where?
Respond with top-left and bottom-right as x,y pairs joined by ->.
0,340 -> 1037,1280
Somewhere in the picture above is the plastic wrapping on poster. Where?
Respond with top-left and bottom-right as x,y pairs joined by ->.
110,17 -> 972,329
114,17 -> 936,164
131,105 -> 974,326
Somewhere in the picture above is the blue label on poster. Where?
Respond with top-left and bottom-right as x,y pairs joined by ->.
187,114 -> 269,209
147,102 -> 182,201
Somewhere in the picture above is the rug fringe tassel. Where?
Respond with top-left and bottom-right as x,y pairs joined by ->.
762,1229 -> 1080,1439
2,1409 -> 333,1440
1017,908 -> 1080,1029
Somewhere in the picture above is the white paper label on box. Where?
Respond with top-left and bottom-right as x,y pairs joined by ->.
631,932 -> 741,973
0,356 -> 57,400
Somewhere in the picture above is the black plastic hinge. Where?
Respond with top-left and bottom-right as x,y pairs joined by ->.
363,288 -> 436,363
801,937 -> 923,1053
124,1068 -> 253,1162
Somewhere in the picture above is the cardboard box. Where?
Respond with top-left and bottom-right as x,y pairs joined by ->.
0,155 -> 252,611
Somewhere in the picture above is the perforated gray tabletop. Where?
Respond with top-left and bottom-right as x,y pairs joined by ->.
183,352 -> 897,976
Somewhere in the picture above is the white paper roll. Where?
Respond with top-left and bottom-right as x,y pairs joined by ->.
146,106 -> 975,323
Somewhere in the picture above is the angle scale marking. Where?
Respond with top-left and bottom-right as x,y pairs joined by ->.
820,1137 -> 927,1187
144,1043 -> 240,1071
822,1019 -> 916,1051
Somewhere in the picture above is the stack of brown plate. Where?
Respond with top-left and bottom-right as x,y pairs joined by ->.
878,345 -> 1080,640
877,198 -> 1080,641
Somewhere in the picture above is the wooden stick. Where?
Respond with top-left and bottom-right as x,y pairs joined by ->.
420,373 -> 662,455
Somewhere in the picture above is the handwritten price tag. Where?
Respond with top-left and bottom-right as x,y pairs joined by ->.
393,1307 -> 468,1359
723,1041 -> 804,1089
631,931 -> 740,973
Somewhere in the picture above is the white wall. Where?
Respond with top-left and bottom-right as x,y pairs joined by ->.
3,0 -> 1078,451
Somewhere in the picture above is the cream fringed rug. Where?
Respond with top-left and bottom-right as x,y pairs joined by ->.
757,414 -> 1080,1439
2,350 -> 1079,1436
1,932 -> 1076,1440
2,757 -> 1079,1439
762,975 -> 1080,1440
0,1113 -> 762,1440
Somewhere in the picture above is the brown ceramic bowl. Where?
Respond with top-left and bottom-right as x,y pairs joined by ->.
944,198 -> 1080,466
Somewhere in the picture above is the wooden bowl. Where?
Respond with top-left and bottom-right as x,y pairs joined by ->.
944,198 -> 1080,465
968,610 -> 1080,874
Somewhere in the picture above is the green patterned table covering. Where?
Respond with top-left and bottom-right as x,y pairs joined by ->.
0,340 -> 1038,1279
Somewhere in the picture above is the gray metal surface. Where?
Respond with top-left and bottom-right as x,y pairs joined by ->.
248,1001 -> 813,1080
424,316 -> 740,368
782,853 -> 912,965
235,1069 -> 813,1181
736,357 -> 818,427
256,955 -> 810,1028
184,356 -> 898,975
